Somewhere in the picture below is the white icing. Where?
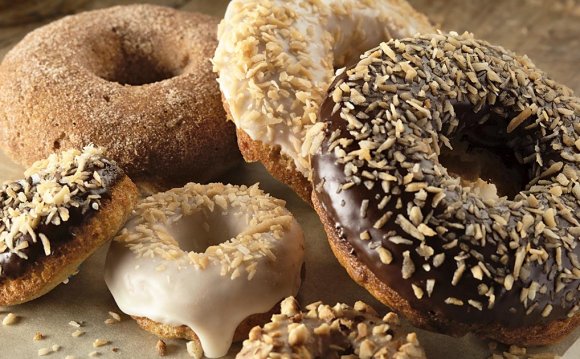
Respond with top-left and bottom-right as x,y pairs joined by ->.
213,0 -> 434,177
104,183 -> 304,358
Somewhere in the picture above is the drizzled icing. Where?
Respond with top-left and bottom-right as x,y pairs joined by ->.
104,183 -> 304,357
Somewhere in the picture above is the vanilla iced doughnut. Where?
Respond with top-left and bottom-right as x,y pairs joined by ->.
104,183 -> 304,358
213,0 -> 434,201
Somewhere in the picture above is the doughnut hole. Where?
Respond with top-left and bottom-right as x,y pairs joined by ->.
165,208 -> 249,254
438,107 -> 533,201
79,24 -> 190,86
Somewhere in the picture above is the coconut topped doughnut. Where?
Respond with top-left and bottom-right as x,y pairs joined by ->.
0,5 -> 239,185
213,0 -> 433,199
1,146 -> 138,305
237,296 -> 426,359
105,183 -> 304,357
311,32 -> 579,344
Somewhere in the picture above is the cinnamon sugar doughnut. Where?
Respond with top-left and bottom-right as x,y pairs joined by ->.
237,296 -> 426,359
105,183 -> 304,358
311,32 -> 580,345
213,0 -> 434,203
0,146 -> 138,306
0,5 -> 239,186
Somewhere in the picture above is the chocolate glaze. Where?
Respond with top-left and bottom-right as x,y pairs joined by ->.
312,37 -> 579,330
0,162 -> 122,282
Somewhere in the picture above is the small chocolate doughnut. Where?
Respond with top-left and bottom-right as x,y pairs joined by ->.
0,146 -> 138,305
311,32 -> 579,345
0,5 -> 240,186
237,296 -> 427,359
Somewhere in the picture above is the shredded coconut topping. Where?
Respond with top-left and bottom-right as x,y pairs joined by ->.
114,183 -> 294,279
0,146 -> 113,273
213,0 -> 433,177
313,32 -> 579,326
237,296 -> 426,359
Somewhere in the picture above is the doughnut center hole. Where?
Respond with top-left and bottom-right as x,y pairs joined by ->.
166,208 -> 248,253
438,116 -> 530,201
107,54 -> 177,86
89,27 -> 188,86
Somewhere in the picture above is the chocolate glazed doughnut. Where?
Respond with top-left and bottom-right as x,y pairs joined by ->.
0,146 -> 138,305
311,32 -> 580,345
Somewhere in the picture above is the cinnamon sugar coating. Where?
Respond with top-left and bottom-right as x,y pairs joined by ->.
0,5 -> 239,185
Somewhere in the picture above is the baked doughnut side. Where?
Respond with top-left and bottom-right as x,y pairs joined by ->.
132,304 -> 279,357
0,5 -> 239,184
236,129 -> 312,204
0,176 -> 137,305
221,98 -> 312,203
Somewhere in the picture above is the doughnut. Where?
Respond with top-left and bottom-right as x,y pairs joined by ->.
0,4 -> 240,186
104,183 -> 304,358
0,146 -> 138,306
213,0 -> 434,203
237,296 -> 426,359
311,32 -> 580,345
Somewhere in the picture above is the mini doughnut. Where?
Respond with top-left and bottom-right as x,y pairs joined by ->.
237,296 -> 427,359
213,0 -> 433,202
0,146 -> 138,306
311,32 -> 580,345
0,5 -> 240,185
104,183 -> 304,358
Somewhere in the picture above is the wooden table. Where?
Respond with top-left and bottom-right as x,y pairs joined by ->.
0,1 -> 578,358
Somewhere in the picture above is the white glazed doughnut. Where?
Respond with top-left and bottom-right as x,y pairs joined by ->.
104,183 -> 304,358
213,0 -> 434,189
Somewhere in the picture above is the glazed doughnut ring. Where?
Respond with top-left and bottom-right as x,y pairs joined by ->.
0,5 -> 239,185
213,0 -> 433,202
311,32 -> 580,345
237,296 -> 426,359
104,183 -> 304,358
0,146 -> 138,306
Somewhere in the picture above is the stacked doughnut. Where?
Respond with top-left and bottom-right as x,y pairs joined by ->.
311,32 -> 580,345
213,0 -> 434,202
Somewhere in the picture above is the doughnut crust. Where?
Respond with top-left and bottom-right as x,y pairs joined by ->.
311,32 -> 580,345
0,4 -> 240,185
132,307 -> 278,358
236,128 -> 312,203
0,148 -> 138,306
